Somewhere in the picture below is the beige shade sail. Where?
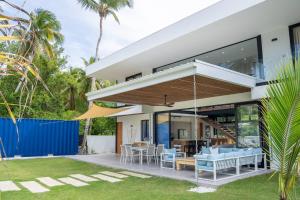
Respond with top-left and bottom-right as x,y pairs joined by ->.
75,104 -> 126,120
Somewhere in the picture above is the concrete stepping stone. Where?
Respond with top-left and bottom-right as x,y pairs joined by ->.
91,174 -> 122,183
100,171 -> 128,179
19,181 -> 49,193
119,171 -> 151,178
58,177 -> 89,187
0,181 -> 21,192
37,177 -> 64,187
188,186 -> 216,193
70,174 -> 98,182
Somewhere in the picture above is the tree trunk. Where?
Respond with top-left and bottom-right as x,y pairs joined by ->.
80,16 -> 103,154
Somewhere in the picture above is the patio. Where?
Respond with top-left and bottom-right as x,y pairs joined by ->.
68,153 -> 271,187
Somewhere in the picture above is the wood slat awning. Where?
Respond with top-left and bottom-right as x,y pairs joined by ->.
87,62 -> 256,106
99,75 -> 250,106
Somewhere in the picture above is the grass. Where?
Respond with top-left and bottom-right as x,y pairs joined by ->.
0,158 -> 299,200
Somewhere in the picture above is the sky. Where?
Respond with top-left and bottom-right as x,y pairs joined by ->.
8,0 -> 220,68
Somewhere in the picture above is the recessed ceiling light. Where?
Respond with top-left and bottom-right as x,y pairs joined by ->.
241,47 -> 244,51
221,51 -> 225,54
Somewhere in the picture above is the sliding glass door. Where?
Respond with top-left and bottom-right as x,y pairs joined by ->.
236,103 -> 260,148
155,113 -> 170,148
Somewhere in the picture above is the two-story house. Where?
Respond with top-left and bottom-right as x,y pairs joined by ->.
85,0 -> 300,160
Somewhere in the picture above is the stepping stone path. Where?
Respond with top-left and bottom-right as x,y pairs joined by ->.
100,171 -> 128,179
58,177 -> 89,187
20,181 -> 50,193
36,177 -> 64,187
70,174 -> 98,182
91,174 -> 122,183
0,181 -> 21,192
0,170 -> 152,194
119,171 -> 152,178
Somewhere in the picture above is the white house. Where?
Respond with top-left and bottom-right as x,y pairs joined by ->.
85,0 -> 300,167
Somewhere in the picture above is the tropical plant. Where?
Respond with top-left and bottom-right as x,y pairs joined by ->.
14,8 -> 64,93
262,59 -> 300,200
77,0 -> 133,59
77,0 -> 133,153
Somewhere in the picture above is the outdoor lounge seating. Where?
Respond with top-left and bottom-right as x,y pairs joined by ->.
194,147 -> 267,181
160,148 -> 186,169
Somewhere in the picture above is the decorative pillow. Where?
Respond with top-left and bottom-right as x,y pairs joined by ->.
210,147 -> 219,155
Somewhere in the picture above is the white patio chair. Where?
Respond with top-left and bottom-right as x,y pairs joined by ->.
160,148 -> 176,169
144,144 -> 156,165
124,145 -> 139,164
155,144 -> 164,165
120,145 -> 126,163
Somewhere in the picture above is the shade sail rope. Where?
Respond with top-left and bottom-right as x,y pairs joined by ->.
193,74 -> 198,153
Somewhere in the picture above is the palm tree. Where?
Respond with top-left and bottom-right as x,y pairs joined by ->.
14,8 -> 64,93
77,0 -> 133,153
262,59 -> 300,200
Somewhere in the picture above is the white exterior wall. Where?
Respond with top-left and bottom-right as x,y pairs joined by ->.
117,114 -> 152,145
87,135 -> 115,154
261,26 -> 292,81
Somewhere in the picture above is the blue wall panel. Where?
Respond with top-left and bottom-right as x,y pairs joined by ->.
0,118 -> 79,157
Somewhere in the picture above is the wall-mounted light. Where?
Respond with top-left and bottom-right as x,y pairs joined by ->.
271,38 -> 278,42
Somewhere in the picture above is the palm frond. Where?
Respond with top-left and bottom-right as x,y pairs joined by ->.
262,58 -> 300,200
76,0 -> 99,11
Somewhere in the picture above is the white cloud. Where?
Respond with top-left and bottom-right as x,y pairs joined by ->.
8,0 -> 221,67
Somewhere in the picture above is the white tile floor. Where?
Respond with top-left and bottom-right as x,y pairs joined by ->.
68,154 -> 271,187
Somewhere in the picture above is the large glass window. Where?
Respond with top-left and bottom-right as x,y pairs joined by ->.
153,37 -> 264,79
236,104 -> 260,148
290,24 -> 300,60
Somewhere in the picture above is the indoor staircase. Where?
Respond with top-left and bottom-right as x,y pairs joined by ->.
200,118 -> 236,141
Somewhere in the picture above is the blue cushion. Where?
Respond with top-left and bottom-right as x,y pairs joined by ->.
206,161 -> 213,167
252,148 -> 262,155
219,148 -> 234,154
163,148 -> 176,160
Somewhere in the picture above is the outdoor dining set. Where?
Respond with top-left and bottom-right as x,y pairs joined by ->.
119,142 -> 186,168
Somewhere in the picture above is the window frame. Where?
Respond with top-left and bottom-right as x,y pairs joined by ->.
141,120 -> 149,141
289,22 -> 300,62
152,36 -> 263,74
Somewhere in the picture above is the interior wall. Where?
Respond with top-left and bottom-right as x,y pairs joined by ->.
117,114 -> 151,144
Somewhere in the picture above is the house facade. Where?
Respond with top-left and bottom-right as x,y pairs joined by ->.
86,0 -> 300,159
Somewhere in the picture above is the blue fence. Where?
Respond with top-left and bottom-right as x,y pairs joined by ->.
0,118 -> 79,158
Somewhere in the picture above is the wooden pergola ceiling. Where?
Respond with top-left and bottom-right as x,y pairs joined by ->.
99,75 -> 250,106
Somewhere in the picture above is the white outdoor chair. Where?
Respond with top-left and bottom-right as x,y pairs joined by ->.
120,145 -> 126,163
124,145 -> 139,164
144,144 -> 156,165
155,144 -> 164,165
160,148 -> 176,169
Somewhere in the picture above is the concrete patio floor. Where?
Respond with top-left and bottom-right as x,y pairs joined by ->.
67,154 -> 271,187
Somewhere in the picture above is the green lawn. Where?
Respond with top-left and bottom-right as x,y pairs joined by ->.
0,158 -> 299,200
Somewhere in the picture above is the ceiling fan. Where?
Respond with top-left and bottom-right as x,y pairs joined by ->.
156,95 -> 175,107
